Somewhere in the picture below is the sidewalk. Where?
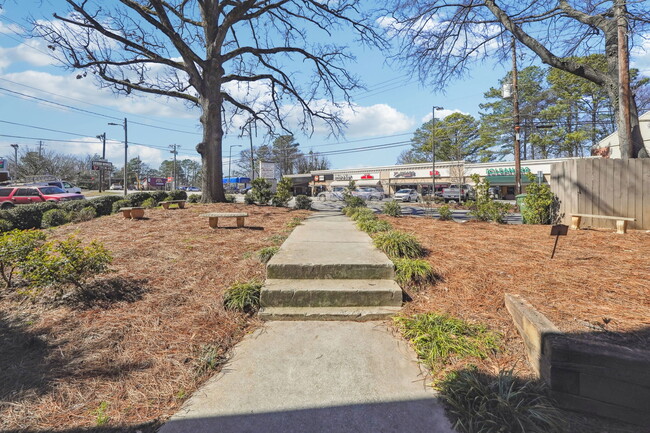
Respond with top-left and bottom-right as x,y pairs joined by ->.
158,212 -> 454,433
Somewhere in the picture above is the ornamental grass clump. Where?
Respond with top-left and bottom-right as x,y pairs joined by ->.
223,280 -> 262,313
437,205 -> 453,221
382,200 -> 402,217
394,258 -> 441,289
373,230 -> 424,258
357,218 -> 392,234
351,207 -> 376,222
394,313 -> 501,369
438,367 -> 564,433
257,246 -> 280,264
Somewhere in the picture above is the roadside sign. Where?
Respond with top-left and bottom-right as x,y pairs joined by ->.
0,158 -> 6,170
259,161 -> 275,179
550,224 -> 568,259
91,160 -> 113,170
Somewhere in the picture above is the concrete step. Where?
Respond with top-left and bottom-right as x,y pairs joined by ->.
258,306 -> 402,321
260,279 -> 403,308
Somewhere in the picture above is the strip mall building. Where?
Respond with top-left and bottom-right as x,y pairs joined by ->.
307,157 -> 595,200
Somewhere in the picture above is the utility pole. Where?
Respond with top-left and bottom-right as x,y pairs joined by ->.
108,117 -> 128,196
10,143 -> 18,180
431,106 -> 443,199
96,133 -> 106,192
616,0 -> 632,158
249,123 -> 255,180
169,144 -> 179,190
38,140 -> 44,157
512,37 -> 522,195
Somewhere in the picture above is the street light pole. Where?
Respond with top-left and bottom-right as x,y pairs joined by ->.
10,144 -> 18,180
431,106 -> 443,198
228,144 -> 242,191
96,133 -> 106,192
108,118 -> 128,196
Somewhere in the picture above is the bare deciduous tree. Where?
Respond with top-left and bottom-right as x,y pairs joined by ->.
32,0 -> 382,201
381,0 -> 650,158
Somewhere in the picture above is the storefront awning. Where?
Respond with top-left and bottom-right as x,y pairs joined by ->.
330,180 -> 352,187
484,175 -> 541,186
356,180 -> 381,186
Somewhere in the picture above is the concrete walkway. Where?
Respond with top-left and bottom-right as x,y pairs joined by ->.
158,212 -> 454,432
159,322 -> 455,433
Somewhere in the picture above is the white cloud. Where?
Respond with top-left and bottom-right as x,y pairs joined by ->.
421,108 -> 467,123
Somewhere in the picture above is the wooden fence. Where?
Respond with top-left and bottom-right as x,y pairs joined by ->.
551,158 -> 650,230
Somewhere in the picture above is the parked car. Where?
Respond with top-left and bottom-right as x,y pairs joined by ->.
357,187 -> 384,201
187,186 -> 201,192
0,186 -> 85,209
44,180 -> 82,194
488,186 -> 501,199
109,184 -> 122,190
393,189 -> 419,202
442,184 -> 475,202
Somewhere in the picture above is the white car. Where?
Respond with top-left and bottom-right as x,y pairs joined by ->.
357,187 -> 384,201
394,189 -> 419,202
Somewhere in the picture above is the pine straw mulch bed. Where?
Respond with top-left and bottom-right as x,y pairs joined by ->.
0,203 -> 309,432
385,217 -> 649,432
384,216 -> 650,376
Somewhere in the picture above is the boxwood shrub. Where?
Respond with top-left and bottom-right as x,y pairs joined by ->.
187,194 -> 201,203
92,195 -> 125,216
42,209 -> 69,228
59,199 -> 96,213
294,195 -> 312,210
6,202 -> 59,230
151,190 -> 168,202
112,199 -> 132,214
0,219 -> 13,233
126,191 -> 152,206
166,190 -> 188,200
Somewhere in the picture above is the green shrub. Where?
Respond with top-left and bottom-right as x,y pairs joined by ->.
225,194 -> 236,203
6,202 -> 58,230
41,209 -> 69,228
223,280 -> 262,313
22,235 -> 112,296
394,258 -> 441,289
438,367 -> 564,433
437,205 -> 453,221
294,195 -> 312,210
0,229 -> 47,288
141,197 -> 157,208
350,207 -> 376,222
394,313 -> 501,368
187,193 -> 201,203
522,173 -> 556,224
343,195 -> 366,209
382,200 -> 402,217
257,246 -> 280,264
59,199 -> 95,213
150,190 -> 168,202
250,178 -> 273,205
0,219 -> 13,233
373,230 -> 424,258
72,206 -> 97,223
271,177 -> 293,207
92,195 -> 124,216
357,218 -> 392,234
112,199 -> 132,214
467,174 -> 509,224
244,194 -> 255,205
126,191 -> 152,206
167,189 -> 188,201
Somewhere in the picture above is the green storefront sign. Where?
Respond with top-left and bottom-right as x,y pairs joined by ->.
485,167 -> 531,176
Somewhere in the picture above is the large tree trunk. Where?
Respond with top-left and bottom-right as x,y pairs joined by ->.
198,85 -> 226,202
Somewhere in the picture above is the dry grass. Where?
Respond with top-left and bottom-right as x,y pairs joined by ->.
0,203 -> 308,432
386,216 -> 650,379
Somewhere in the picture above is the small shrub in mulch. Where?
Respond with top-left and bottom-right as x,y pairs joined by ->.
382,200 -> 402,217
294,195 -> 312,210
394,258 -> 442,289
373,230 -> 424,259
438,367 -> 564,433
257,246 -> 279,264
223,280 -> 262,313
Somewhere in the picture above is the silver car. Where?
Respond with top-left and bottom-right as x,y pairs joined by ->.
393,188 -> 419,202
357,187 -> 384,201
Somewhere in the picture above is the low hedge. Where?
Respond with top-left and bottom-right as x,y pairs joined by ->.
92,195 -> 125,216
126,191 -> 152,206
5,202 -> 59,230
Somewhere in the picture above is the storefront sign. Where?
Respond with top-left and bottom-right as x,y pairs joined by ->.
333,173 -> 379,181
390,168 -> 447,179
0,158 -> 6,171
148,177 -> 167,187
91,160 -> 113,170
259,161 -> 276,179
486,167 -> 531,176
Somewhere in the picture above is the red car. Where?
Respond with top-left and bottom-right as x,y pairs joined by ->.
0,185 -> 85,209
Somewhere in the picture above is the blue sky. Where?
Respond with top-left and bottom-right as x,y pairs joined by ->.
1,1 -> 648,173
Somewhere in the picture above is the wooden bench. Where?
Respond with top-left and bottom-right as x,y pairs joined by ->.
200,212 -> 248,229
159,200 -> 186,210
120,207 -> 145,219
570,213 -> 636,234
